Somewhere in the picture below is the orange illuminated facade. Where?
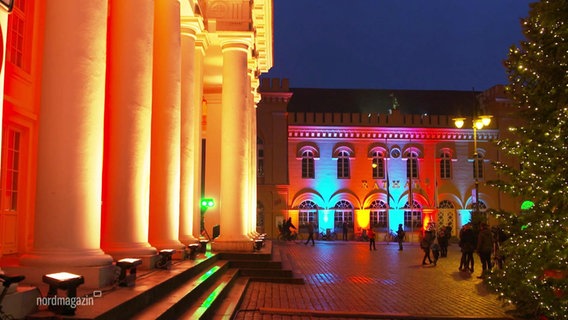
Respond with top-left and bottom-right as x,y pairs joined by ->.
257,79 -> 521,242
0,0 -> 273,288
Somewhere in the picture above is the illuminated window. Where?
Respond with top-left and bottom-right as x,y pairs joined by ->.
403,200 -> 422,229
371,151 -> 385,179
1,130 -> 21,211
405,151 -> 419,179
473,153 -> 484,179
438,200 -> 454,209
369,200 -> 387,229
301,150 -> 315,179
333,200 -> 353,229
440,151 -> 452,179
257,137 -> 264,177
298,200 -> 317,227
336,150 -> 350,179
7,0 -> 31,73
467,200 -> 487,212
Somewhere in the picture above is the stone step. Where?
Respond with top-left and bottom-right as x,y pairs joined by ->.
178,267 -> 241,319
129,260 -> 231,320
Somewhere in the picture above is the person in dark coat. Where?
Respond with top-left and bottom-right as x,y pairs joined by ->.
459,223 -> 476,273
420,230 -> 434,265
476,223 -> 493,278
396,224 -> 405,251
438,227 -> 449,257
304,221 -> 315,246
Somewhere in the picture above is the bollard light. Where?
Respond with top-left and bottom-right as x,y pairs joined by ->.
116,258 -> 142,287
42,272 -> 84,315
156,249 -> 176,270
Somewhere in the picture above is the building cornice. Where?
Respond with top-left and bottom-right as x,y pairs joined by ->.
288,126 -> 499,142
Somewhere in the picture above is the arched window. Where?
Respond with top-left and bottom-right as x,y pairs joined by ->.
302,150 -> 315,179
440,151 -> 452,179
298,200 -> 318,227
406,151 -> 419,179
438,200 -> 454,209
337,150 -> 350,179
403,200 -> 422,229
372,150 -> 385,179
369,200 -> 387,230
333,200 -> 353,229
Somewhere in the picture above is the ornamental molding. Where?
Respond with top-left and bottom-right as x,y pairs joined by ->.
288,126 -> 499,141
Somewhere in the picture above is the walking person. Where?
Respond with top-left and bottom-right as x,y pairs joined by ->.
396,224 -> 405,251
420,229 -> 434,265
438,227 -> 449,257
476,223 -> 493,278
304,221 -> 315,246
367,228 -> 376,250
342,221 -> 349,241
431,236 -> 441,266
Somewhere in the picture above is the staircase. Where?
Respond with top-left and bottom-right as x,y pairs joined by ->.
25,241 -> 302,320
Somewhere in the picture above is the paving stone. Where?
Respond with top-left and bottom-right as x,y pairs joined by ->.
234,241 -> 517,320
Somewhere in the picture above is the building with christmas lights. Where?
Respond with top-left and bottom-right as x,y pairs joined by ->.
0,0 -> 273,289
257,79 -> 521,242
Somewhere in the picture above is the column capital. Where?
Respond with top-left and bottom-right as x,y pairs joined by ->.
181,17 -> 205,38
219,33 -> 254,53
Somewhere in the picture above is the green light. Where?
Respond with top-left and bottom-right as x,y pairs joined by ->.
201,198 -> 215,208
521,200 -> 535,211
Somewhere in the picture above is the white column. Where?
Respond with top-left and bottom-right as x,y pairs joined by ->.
148,0 -> 184,250
101,0 -> 157,260
179,23 -> 200,244
193,36 -> 207,237
21,0 -> 112,269
213,39 -> 253,251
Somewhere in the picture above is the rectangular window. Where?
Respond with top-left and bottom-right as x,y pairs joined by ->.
473,156 -> 483,179
404,210 -> 422,229
337,157 -> 349,179
440,158 -> 451,179
7,0 -> 30,73
302,157 -> 314,179
372,158 -> 385,179
406,158 -> 418,178
2,130 -> 21,211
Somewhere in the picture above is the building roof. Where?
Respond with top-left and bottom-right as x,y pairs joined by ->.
286,88 -> 479,116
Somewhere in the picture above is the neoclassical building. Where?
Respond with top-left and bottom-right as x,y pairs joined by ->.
257,79 -> 521,242
0,0 -> 273,288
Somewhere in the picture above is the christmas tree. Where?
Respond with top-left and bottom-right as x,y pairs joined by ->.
487,1 -> 568,319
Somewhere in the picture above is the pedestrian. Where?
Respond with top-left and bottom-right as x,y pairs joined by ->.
304,221 -> 315,246
396,224 -> 405,251
367,228 -> 376,250
342,221 -> 348,241
283,217 -> 296,240
438,227 -> 449,257
420,230 -> 434,265
459,223 -> 476,273
431,236 -> 441,266
476,223 -> 493,278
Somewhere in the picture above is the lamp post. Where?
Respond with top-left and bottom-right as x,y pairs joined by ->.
453,115 -> 492,222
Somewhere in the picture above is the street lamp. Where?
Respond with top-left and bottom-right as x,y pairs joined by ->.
454,115 -> 492,221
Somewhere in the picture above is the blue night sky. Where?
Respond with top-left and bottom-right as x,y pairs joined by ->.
263,0 -> 534,91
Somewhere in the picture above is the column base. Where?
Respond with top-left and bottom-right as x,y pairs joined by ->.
179,234 -> 200,246
211,235 -> 254,252
18,249 -> 115,288
102,243 -> 158,262
148,239 -> 186,251
3,264 -> 116,289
